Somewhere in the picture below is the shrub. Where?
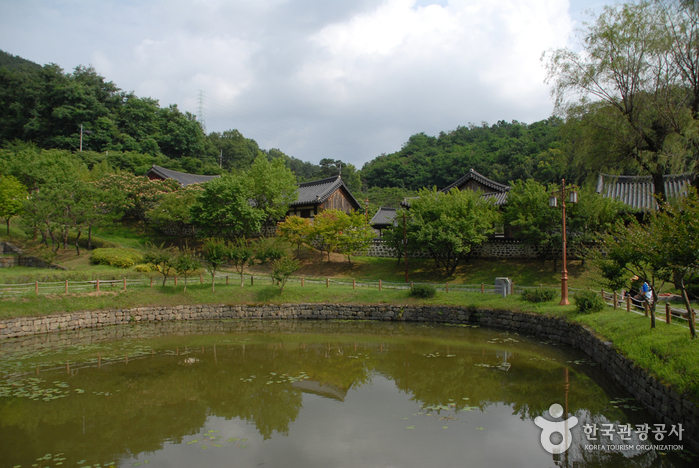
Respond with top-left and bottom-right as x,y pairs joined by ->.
522,288 -> 557,303
90,248 -> 144,268
410,284 -> 437,298
134,264 -> 152,273
254,237 -> 288,264
573,291 -> 606,313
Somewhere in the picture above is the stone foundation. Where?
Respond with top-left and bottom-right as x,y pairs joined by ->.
0,303 -> 696,451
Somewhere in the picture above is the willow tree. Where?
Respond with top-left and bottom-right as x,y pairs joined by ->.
545,0 -> 698,203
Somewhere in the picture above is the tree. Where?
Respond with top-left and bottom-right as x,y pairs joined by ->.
228,238 -> 256,287
337,211 -> 375,266
189,175 -> 265,238
143,243 -> 176,286
276,216 -> 313,257
202,238 -> 228,292
545,1 -> 697,203
0,175 -> 27,234
95,173 -> 179,226
311,210 -> 345,263
503,179 -> 561,267
270,255 -> 300,293
146,187 -> 200,246
597,220 -> 665,329
653,190 -> 699,338
407,188 -> 499,277
173,248 -> 201,292
245,154 -> 298,234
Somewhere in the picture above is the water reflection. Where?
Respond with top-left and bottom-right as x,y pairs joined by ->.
0,320 -> 694,467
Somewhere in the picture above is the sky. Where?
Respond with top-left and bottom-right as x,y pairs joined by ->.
0,0 -> 612,167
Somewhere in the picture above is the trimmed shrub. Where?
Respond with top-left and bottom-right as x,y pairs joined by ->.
90,248 -> 144,268
134,264 -> 152,273
573,291 -> 606,313
410,284 -> 437,298
522,288 -> 557,303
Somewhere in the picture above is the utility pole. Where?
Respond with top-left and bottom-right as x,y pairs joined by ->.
197,90 -> 206,133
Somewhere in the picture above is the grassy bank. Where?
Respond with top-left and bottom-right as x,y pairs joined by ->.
1,280 -> 698,402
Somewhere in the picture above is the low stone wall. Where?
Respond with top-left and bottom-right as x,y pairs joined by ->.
0,303 -> 696,450
361,238 -> 560,259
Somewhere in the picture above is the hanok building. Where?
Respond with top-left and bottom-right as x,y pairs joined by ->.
287,175 -> 362,218
386,168 -> 511,234
595,173 -> 695,212
369,207 -> 398,237
146,165 -> 220,186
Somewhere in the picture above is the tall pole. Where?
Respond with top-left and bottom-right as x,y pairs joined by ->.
560,178 -> 569,306
403,210 -> 409,283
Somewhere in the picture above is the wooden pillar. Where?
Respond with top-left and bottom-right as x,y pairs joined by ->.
150,277 -> 153,288
226,275 -> 229,285
481,283 -> 484,294
302,277 -> 305,287
123,277 -> 126,291
65,280 -> 68,294
379,279 -> 382,291
96,279 -> 99,293
446,282 -> 449,293
666,303 -> 672,325
35,281 -> 38,295
644,301 -> 649,317
326,278 -> 329,288
251,276 -> 254,286
626,296 -> 631,312
352,278 -> 355,290
613,291 -> 618,310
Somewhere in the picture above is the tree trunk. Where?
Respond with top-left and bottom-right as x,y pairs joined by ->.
680,278 -> 697,339
6,218 -> 9,235
74,230 -> 81,256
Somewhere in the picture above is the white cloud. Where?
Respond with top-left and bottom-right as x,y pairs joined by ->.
0,0 -> 596,166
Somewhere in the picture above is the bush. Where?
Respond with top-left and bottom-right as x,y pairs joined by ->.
410,284 -> 437,298
134,264 -> 152,273
90,248 -> 144,268
573,291 -> 606,313
522,288 -> 557,303
255,237 -> 288,264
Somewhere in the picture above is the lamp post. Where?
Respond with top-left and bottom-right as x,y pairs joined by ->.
549,179 -> 578,306
393,212 -> 409,283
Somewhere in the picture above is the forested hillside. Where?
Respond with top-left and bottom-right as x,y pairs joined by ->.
361,118 -> 570,190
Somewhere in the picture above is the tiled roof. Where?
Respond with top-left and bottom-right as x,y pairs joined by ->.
482,191 -> 509,206
441,168 -> 510,193
290,175 -> 361,209
370,207 -> 398,227
595,173 -> 694,210
147,165 -> 220,186
400,191 -> 507,208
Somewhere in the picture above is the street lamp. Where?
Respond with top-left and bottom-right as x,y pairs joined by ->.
393,211 -> 409,283
549,179 -> 578,305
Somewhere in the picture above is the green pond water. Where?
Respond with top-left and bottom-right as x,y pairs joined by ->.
0,320 -> 695,468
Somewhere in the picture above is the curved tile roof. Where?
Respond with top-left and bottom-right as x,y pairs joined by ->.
595,173 -> 694,211
370,207 -> 398,227
291,175 -> 361,209
147,165 -> 220,186
441,168 -> 510,193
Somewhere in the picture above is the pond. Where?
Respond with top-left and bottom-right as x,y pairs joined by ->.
0,320 -> 695,468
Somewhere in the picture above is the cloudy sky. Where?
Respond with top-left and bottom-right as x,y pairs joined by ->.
0,0 -> 611,167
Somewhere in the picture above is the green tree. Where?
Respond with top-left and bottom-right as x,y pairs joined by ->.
173,248 -> 201,292
503,179 -> 561,268
202,238 -> 228,292
653,190 -> 699,338
143,243 -> 176,286
228,238 -> 256,287
276,216 -> 313,257
270,255 -> 300,293
245,154 -> 298,234
544,1 -> 697,203
597,220 -> 664,329
190,175 -> 265,238
146,187 -> 200,247
407,188 -> 498,277
0,175 -> 27,234
337,211 -> 375,266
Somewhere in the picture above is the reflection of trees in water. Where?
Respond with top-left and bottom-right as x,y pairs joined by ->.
0,321 -> 673,466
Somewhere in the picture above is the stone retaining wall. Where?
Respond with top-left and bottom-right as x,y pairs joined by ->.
0,303 -> 696,450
